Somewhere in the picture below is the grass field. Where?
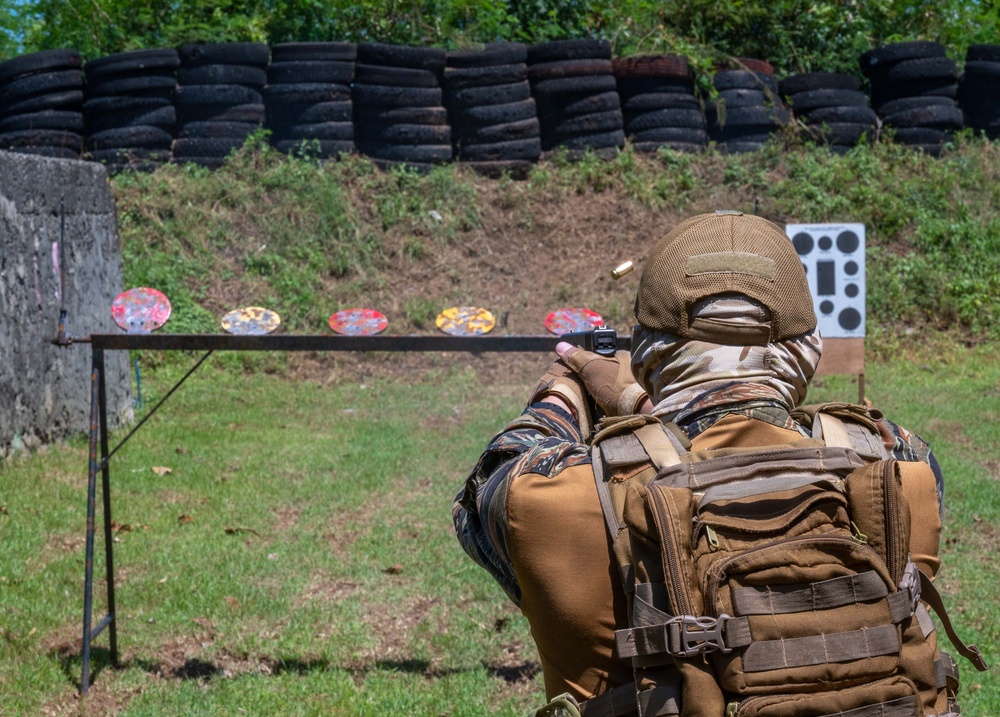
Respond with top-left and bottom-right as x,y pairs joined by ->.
1,344 -> 997,716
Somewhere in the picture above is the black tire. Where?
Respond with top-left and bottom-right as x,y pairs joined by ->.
714,104 -> 789,126
0,50 -> 81,83
358,141 -> 453,163
86,105 -> 176,133
84,49 -> 180,79
714,88 -> 767,108
178,64 -> 266,87
548,109 -> 622,137
876,95 -> 956,116
266,61 -> 355,85
354,104 -> 448,125
713,69 -> 777,92
889,127 -> 952,144
882,104 -> 964,129
454,117 -> 540,143
442,63 -> 527,89
0,70 -> 83,101
869,57 -> 957,85
354,63 -> 439,88
178,120 -> 260,138
172,136 -> 246,157
527,39 -> 611,63
270,42 -> 357,63
535,90 -> 620,117
548,129 -> 624,151
456,137 -> 540,161
629,126 -> 708,144
803,121 -> 875,144
966,44 -> 1000,63
274,121 -> 354,141
356,43 -> 446,73
527,59 -> 613,80
719,141 -> 766,154
710,124 -> 781,142
860,41 -> 946,76
452,98 -> 537,127
179,102 -> 265,124
176,84 -> 263,106
624,107 -> 706,131
871,79 -> 958,109
178,43 -> 270,68
777,72 -> 859,96
616,77 -> 694,97
9,145 -> 82,159
621,92 -> 697,112
357,122 -> 448,144
800,105 -> 877,125
0,129 -> 83,150
263,83 -> 351,105
543,145 -> 619,161
612,55 -> 691,80
88,147 -> 170,163
1,89 -> 83,116
0,110 -> 83,133
786,88 -> 869,112
274,138 -> 355,158
446,43 -> 528,68
351,82 -> 442,107
444,80 -> 530,107
87,125 -> 173,150
267,100 -> 353,124
530,74 -> 617,96
460,159 -> 533,179
83,94 -> 171,113
84,74 -> 177,98
963,60 -> 1000,80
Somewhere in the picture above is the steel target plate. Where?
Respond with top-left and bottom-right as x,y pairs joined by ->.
221,306 -> 281,335
111,287 -> 172,333
544,307 -> 604,335
328,308 -> 389,336
436,306 -> 496,336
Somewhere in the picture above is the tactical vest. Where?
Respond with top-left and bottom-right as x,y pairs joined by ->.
535,405 -> 987,717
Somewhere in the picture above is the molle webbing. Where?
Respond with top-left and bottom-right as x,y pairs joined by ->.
576,682 -> 680,717
820,696 -> 917,717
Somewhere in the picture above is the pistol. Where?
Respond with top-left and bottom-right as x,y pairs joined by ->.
561,325 -> 617,356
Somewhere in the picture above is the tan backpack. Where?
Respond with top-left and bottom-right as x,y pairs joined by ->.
566,405 -> 988,717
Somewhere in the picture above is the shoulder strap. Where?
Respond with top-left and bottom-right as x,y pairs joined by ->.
812,410 -> 889,460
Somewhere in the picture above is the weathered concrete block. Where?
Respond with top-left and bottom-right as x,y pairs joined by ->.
1,150 -> 131,457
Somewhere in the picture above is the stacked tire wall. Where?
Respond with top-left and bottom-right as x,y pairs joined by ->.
2,39 -> 999,174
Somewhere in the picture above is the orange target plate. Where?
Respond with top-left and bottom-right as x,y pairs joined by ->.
221,307 -> 281,335
436,306 -> 495,336
111,287 -> 172,333
544,307 -> 604,335
328,308 -> 388,336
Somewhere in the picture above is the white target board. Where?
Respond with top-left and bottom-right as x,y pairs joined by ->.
785,223 -> 866,338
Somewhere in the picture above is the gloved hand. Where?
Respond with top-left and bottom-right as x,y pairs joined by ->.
555,342 -> 649,417
529,356 -> 594,439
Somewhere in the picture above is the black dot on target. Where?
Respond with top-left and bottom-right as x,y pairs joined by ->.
818,235 -> 833,251
792,233 -> 813,255
837,231 -> 860,253
845,261 -> 859,275
845,283 -> 859,298
839,307 -> 862,330
820,300 -> 834,315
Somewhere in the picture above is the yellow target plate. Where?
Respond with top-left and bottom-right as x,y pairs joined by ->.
436,306 -> 495,336
221,307 -> 281,335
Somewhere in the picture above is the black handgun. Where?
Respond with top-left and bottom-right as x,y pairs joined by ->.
561,324 -> 617,356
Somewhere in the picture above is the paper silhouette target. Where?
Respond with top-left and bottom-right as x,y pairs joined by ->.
544,307 -> 604,335
328,308 -> 389,336
221,307 -> 281,335
436,306 -> 495,336
111,287 -> 171,333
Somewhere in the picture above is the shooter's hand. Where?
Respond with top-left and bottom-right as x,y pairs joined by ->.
529,355 -> 594,439
555,342 -> 650,417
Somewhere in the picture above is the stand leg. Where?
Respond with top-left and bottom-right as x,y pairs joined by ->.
97,349 -> 119,667
81,351 -> 100,694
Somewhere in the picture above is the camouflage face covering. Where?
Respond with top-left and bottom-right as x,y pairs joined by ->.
630,295 -> 823,420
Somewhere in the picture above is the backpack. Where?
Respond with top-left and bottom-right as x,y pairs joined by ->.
573,404 -> 988,717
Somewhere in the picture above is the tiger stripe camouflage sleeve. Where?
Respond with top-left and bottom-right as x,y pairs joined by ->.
453,402 -> 588,605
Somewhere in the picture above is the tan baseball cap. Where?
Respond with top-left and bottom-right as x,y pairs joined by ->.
634,210 -> 816,344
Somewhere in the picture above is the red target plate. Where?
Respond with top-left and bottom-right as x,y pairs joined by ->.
111,287 -> 171,333
544,307 -> 604,335
221,307 -> 281,335
436,306 -> 496,336
328,308 -> 389,336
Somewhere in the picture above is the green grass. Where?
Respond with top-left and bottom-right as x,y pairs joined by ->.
1,345 -> 998,715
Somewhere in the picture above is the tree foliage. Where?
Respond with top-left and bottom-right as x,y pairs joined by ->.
1,0 -> 997,74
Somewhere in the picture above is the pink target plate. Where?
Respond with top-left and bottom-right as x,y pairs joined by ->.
328,308 -> 389,336
544,307 -> 604,335
111,287 -> 172,333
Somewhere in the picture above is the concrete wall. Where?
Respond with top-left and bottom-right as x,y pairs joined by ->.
1,150 -> 131,458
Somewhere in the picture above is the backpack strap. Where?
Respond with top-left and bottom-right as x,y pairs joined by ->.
812,409 -> 889,460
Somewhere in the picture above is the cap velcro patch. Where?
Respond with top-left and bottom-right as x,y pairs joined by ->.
685,252 -> 776,280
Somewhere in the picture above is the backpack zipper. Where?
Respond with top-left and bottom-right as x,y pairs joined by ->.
646,486 -> 694,616
880,460 -> 901,583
